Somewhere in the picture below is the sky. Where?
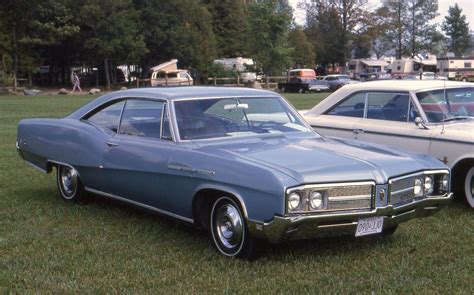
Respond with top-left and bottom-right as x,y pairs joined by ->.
289,0 -> 474,31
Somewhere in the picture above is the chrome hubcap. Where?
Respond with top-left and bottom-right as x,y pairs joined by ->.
215,204 -> 243,249
60,166 -> 78,197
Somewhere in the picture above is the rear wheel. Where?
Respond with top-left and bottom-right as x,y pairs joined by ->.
298,87 -> 304,93
462,167 -> 474,208
461,77 -> 468,82
56,165 -> 86,202
210,196 -> 258,259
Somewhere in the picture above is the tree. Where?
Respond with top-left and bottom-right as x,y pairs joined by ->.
380,0 -> 439,59
303,0 -> 368,63
442,3 -> 471,56
0,0 -> 79,90
205,0 -> 249,57
304,5 -> 345,66
81,0 -> 146,89
246,0 -> 293,84
135,0 -> 216,82
406,0 -> 439,57
362,6 -> 394,58
288,27 -> 315,68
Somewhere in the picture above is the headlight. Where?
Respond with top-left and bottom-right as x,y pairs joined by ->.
424,175 -> 434,195
288,192 -> 301,211
440,174 -> 449,192
309,191 -> 325,210
414,178 -> 423,197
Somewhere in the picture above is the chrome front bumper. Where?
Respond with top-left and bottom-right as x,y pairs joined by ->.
248,193 -> 452,243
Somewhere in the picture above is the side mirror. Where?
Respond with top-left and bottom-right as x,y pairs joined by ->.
414,117 -> 428,129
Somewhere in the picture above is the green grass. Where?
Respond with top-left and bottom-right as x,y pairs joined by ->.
282,92 -> 328,110
1,94 -> 473,293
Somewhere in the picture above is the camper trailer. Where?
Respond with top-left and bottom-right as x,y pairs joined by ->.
437,57 -> 474,82
149,59 -> 193,87
347,59 -> 391,80
389,57 -> 437,79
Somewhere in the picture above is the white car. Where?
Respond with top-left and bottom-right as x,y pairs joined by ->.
302,80 -> 474,208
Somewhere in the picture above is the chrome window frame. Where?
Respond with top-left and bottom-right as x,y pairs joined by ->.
81,96 -> 175,142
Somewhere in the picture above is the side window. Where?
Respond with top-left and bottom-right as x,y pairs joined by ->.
119,99 -> 164,138
367,93 -> 410,122
326,92 -> 366,118
86,100 -> 125,133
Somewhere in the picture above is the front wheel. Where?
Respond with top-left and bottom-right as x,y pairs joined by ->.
56,165 -> 86,202
463,167 -> 474,208
210,197 -> 258,259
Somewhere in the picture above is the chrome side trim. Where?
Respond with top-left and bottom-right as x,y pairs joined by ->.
47,160 -> 82,178
84,187 -> 194,224
168,164 -> 216,176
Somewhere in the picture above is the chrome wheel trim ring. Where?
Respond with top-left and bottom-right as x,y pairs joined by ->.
60,166 -> 78,199
465,167 -> 474,208
216,204 -> 243,249
211,197 -> 245,256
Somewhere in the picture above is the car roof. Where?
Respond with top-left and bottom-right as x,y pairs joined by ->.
117,86 -> 279,100
67,86 -> 281,119
339,80 -> 473,92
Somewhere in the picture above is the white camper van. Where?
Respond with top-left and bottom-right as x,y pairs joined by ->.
149,59 -> 193,87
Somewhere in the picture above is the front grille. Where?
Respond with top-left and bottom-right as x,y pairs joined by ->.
326,184 -> 373,211
389,174 -> 420,205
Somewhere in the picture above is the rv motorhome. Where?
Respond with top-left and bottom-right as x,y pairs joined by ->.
437,57 -> 474,82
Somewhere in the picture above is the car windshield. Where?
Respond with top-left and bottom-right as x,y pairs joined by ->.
339,75 -> 350,80
174,97 -> 310,140
416,87 -> 474,123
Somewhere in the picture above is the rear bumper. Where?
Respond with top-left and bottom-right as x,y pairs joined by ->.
248,193 -> 452,243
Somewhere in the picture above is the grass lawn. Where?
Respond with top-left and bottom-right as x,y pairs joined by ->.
1,93 -> 473,293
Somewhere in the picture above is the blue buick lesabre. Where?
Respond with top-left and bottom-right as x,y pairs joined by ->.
17,87 -> 452,258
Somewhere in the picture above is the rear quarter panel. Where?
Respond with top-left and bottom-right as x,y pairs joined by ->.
17,118 -> 107,189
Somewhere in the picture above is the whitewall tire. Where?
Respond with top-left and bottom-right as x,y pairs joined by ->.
210,196 -> 257,259
56,165 -> 85,202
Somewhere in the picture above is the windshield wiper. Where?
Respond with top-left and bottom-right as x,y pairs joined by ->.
441,116 -> 469,122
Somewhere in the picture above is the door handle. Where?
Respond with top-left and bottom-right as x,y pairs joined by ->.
106,141 -> 119,147
353,129 -> 364,134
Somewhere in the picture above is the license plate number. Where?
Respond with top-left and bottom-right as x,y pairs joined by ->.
355,217 -> 384,237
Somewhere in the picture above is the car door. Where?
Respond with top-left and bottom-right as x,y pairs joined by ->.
310,91 -> 367,140
354,92 -> 434,154
100,99 -> 178,211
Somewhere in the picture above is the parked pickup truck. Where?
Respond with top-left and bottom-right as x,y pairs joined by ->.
278,69 -> 329,93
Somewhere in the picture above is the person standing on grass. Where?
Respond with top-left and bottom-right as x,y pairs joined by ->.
71,71 -> 82,93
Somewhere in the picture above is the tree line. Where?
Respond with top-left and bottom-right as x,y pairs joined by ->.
0,0 -> 471,90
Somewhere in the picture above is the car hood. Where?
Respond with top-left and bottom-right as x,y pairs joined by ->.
194,133 -> 444,185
